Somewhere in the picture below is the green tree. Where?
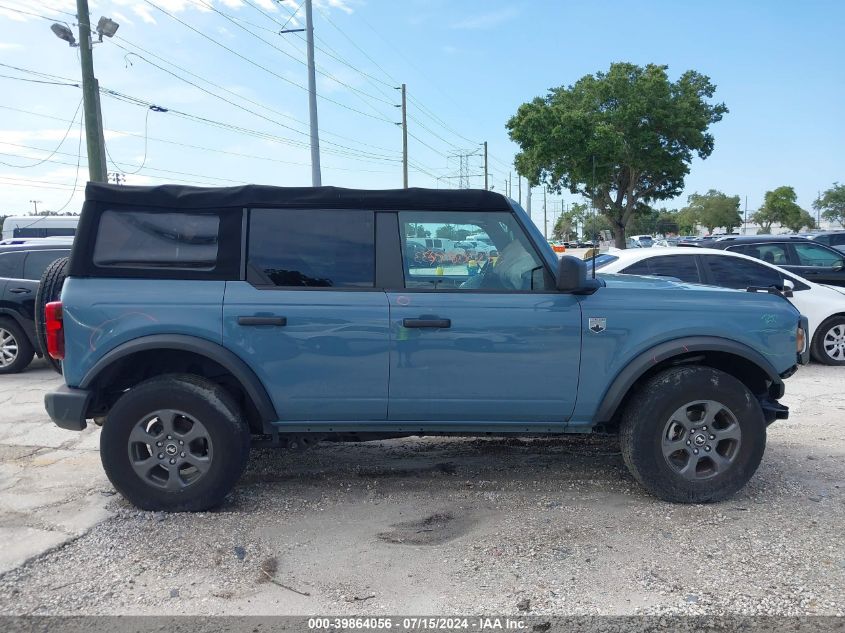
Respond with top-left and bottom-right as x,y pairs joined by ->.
753,186 -> 809,233
506,62 -> 727,248
654,208 -> 680,235
814,183 -> 845,226
675,206 -> 700,235
682,190 -> 741,234
626,206 -> 659,236
552,211 -> 576,240
435,224 -> 471,241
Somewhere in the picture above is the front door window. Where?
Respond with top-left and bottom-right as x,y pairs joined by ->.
398,211 -> 553,291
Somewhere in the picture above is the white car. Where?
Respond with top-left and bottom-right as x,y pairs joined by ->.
593,247 -> 845,365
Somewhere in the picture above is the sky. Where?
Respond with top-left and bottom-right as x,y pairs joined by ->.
0,0 -> 843,234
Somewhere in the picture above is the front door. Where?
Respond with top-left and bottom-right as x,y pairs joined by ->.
223,208 -> 389,422
387,210 -> 582,424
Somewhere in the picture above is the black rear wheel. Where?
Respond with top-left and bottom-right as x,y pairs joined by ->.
620,366 -> 766,503
35,256 -> 69,374
100,374 -> 250,511
0,318 -> 34,374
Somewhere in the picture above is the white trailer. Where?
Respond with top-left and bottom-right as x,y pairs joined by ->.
1,215 -> 79,240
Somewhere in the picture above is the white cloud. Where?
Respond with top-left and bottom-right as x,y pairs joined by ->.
131,5 -> 157,24
111,11 -> 133,26
450,7 -> 519,30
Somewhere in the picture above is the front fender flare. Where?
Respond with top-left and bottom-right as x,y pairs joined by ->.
80,334 -> 278,423
593,336 -> 785,424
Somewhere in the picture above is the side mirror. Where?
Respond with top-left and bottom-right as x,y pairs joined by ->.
833,260 -> 844,272
557,255 -> 600,294
782,278 -> 794,298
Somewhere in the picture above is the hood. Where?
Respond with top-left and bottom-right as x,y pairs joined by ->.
821,284 -> 845,296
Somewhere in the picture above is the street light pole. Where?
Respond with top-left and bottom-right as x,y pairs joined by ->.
304,0 -> 321,187
76,0 -> 107,183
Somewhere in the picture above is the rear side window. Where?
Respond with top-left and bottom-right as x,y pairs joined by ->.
729,243 -> 789,266
93,210 -> 220,270
0,252 -> 24,278
793,243 -> 843,266
624,255 -> 702,283
247,209 -> 375,288
23,250 -> 70,280
702,255 -> 783,289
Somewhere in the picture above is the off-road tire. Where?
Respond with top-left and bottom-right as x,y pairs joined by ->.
100,374 -> 250,512
0,317 -> 34,374
35,256 -> 69,373
811,315 -> 845,366
619,366 -> 766,503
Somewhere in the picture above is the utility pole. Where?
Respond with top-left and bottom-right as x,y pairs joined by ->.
483,141 -> 488,190
400,83 -> 408,188
518,177 -> 522,206
526,184 -> 531,220
29,200 -> 42,214
304,0 -> 321,186
743,196 -> 748,234
76,0 -> 107,183
543,188 -> 548,239
509,172 -> 512,199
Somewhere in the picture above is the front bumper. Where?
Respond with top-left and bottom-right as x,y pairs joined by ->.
45,386 -> 91,431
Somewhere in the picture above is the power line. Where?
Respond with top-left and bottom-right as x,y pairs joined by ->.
52,114 -> 83,213
0,64 -> 402,164
144,0 -> 396,124
0,97 -> 82,168
0,105 -> 409,174
111,35 -> 399,155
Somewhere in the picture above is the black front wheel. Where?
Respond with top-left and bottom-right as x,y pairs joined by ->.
620,366 -> 766,503
100,374 -> 250,511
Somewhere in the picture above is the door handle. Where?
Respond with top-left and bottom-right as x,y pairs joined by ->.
403,318 -> 451,329
8,288 -> 31,294
237,316 -> 287,326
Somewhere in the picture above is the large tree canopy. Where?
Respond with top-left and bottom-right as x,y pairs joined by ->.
682,190 -> 742,234
814,183 -> 845,226
752,186 -> 814,234
506,62 -> 728,247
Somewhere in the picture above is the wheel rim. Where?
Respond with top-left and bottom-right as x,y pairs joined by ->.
127,409 -> 214,490
661,400 -> 742,480
0,328 -> 19,368
823,324 -> 845,361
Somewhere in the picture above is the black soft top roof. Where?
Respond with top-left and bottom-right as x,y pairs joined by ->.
85,182 -> 512,212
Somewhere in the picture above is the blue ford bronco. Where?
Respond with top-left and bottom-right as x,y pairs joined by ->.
42,183 -> 809,511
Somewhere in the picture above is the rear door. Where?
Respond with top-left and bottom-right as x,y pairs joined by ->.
788,242 -> 845,287
386,209 -> 581,424
223,208 -> 389,422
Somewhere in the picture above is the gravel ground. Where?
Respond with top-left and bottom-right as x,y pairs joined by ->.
0,364 -> 843,616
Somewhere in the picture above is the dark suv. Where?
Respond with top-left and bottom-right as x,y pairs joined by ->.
0,240 -> 72,373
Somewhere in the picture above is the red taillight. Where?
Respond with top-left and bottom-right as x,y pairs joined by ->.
45,301 -> 65,360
